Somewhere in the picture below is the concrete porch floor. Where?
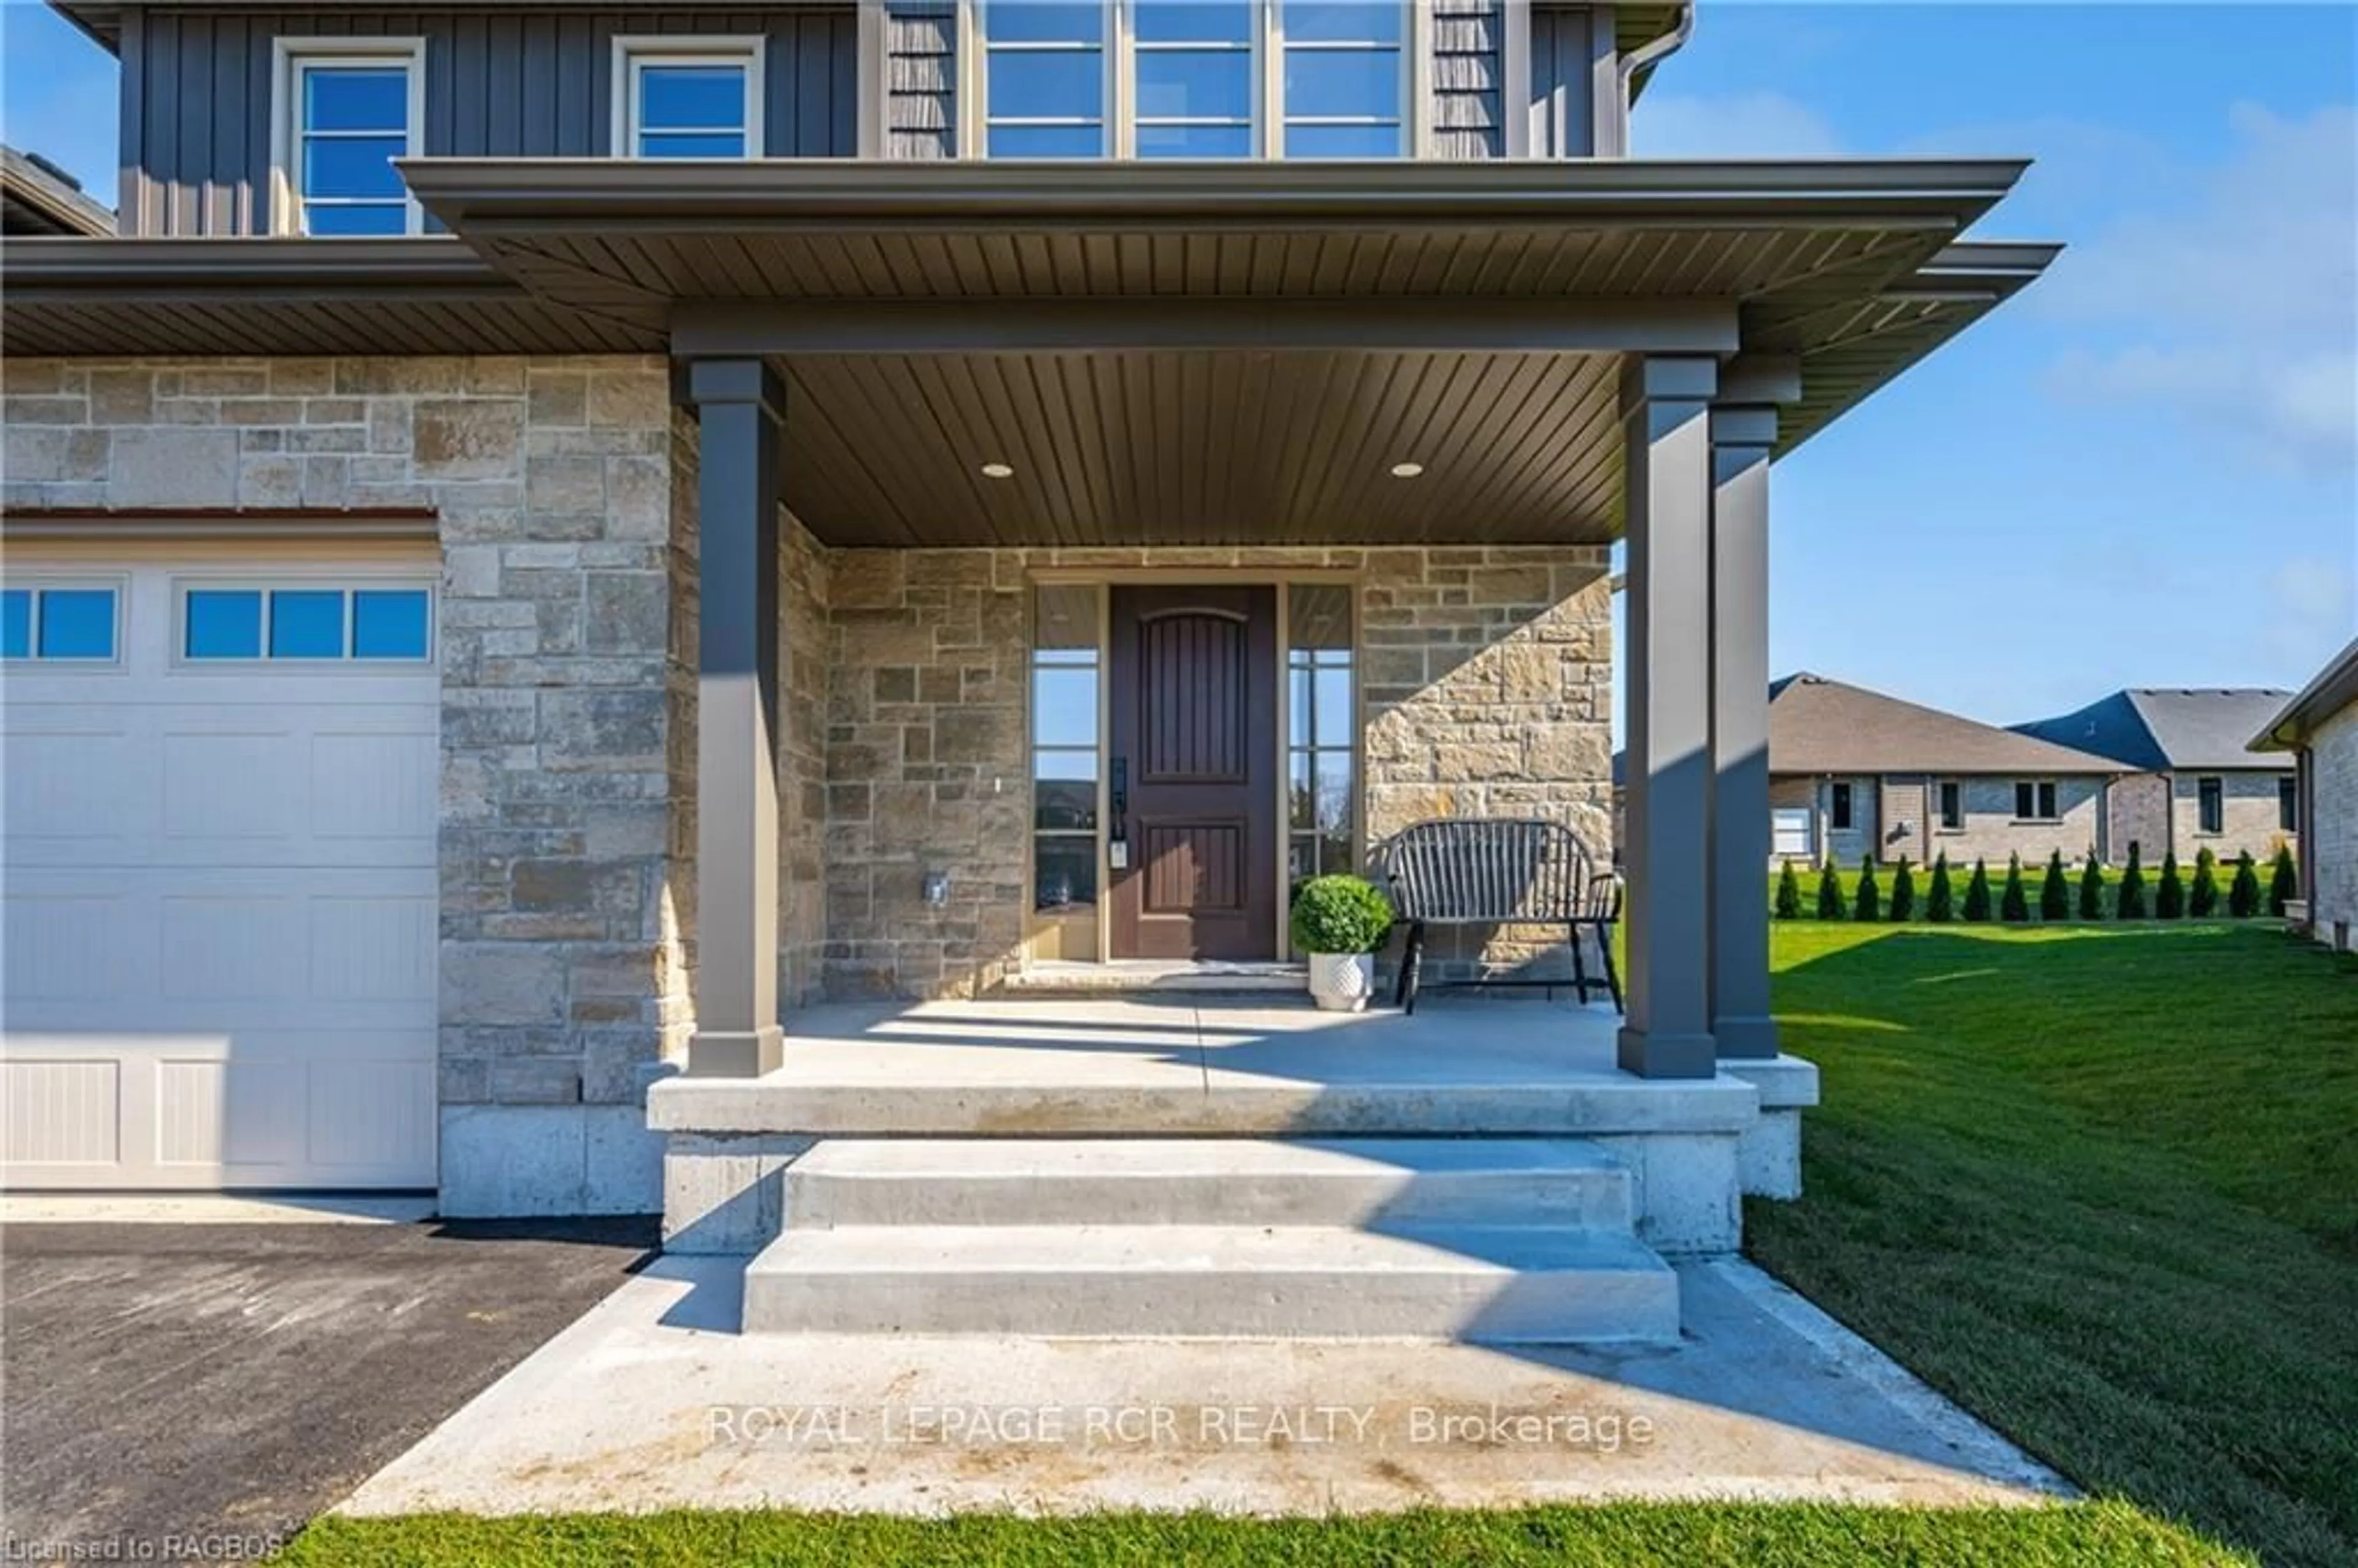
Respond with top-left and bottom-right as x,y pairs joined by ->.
335,1253 -> 2067,1517
650,995 -> 1789,1138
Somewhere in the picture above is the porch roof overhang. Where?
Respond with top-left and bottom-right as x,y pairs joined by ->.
2,160 -> 2055,548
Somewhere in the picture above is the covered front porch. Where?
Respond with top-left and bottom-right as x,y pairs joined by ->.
386,161 -> 2056,1099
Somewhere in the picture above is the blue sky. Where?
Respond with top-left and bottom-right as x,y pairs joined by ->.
4,1 -> 2353,731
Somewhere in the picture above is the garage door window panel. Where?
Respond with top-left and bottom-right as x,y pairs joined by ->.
2,584 -> 122,663
182,585 -> 432,663
353,590 -> 432,659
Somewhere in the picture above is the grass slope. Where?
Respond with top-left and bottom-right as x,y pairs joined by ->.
283,1499 -> 2230,1567
1749,923 -> 2358,1568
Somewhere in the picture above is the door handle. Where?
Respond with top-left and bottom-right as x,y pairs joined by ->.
1111,756 -> 1127,818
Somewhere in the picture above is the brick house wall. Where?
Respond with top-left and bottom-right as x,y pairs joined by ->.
1768,772 -> 2108,870
1924,777 -> 2106,872
2169,769 -> 2295,866
2310,704 -> 2358,946
2108,772 -> 2170,863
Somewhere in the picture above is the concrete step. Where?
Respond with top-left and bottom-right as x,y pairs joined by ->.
785,1138 -> 1636,1232
742,1223 -> 1679,1343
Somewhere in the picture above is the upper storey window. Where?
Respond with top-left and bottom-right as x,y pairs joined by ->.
273,40 -> 424,235
1280,1 -> 1404,157
616,38 -> 766,158
974,0 -> 1411,158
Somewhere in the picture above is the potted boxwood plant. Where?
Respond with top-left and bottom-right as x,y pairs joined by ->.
1290,874 -> 1396,1012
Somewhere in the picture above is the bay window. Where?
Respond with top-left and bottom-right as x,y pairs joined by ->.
971,0 -> 1414,158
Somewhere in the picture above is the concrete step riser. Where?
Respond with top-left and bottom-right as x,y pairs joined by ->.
787,1170 -> 1634,1231
744,1264 -> 1678,1343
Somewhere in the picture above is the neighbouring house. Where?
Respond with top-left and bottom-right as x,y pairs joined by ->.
2013,688 -> 2299,866
1,0 -> 2052,1338
2254,640 -> 2358,950
1764,673 -> 2121,868
1,144 -> 115,237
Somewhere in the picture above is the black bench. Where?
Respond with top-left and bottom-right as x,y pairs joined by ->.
1372,818 -> 1623,1014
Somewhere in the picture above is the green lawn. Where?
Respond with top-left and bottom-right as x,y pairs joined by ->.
1750,922 -> 2358,1568
281,923 -> 2354,1567
284,1499 -> 2227,1567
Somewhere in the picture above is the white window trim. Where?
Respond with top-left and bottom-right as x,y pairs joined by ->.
1,576 -> 129,668
857,1 -> 889,158
955,0 -> 1423,160
2012,777 -> 2061,824
270,37 -> 427,238
2195,774 -> 2226,835
169,577 -> 438,670
1935,777 -> 1965,833
612,35 -> 768,159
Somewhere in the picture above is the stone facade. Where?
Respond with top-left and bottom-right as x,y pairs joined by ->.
2,360 -> 1622,1204
2310,704 -> 2358,948
805,543 -> 1614,998
3,355 -> 691,1215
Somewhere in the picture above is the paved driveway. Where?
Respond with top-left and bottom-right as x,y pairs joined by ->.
1,1216 -> 653,1561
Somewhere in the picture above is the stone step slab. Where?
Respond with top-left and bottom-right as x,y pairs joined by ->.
742,1223 -> 1679,1343
785,1137 -> 1636,1231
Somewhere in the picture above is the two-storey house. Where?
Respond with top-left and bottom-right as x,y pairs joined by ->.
2,1 -> 2051,1340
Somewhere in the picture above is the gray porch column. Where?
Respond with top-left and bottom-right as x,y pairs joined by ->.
1709,401 -> 1781,1060
1617,355 -> 1718,1080
684,358 -> 785,1077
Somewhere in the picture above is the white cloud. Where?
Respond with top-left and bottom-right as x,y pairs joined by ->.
1629,91 -> 1845,158
2036,103 -> 2358,479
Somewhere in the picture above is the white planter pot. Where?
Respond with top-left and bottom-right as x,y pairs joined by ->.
1306,951 -> 1377,1012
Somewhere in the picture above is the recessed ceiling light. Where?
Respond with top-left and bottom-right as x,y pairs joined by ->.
979,462 -> 1015,479
1389,461 -> 1425,478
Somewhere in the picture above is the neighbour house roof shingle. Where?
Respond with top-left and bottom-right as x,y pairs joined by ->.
1766,673 -> 2120,777
2252,638 -> 2358,751
2012,688 -> 2295,771
1,145 -> 113,237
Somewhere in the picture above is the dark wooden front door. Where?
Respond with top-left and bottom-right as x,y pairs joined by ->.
1108,584 -> 1278,960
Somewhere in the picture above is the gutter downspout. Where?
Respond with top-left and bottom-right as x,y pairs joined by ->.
1619,2 -> 1697,103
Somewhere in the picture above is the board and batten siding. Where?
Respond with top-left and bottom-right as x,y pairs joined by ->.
120,7 -> 859,235
1527,3 -> 1601,158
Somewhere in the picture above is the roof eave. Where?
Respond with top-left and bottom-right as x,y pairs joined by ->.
2252,637 -> 2358,750
398,155 -> 2034,233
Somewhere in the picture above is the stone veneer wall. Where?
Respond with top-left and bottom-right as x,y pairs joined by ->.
1,355 -> 691,1215
809,544 -> 1614,997
0,363 -> 1623,1188
820,550 -> 1031,999
779,520 -> 834,1003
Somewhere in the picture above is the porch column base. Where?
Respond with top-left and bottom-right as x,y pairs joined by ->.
688,1025 -> 786,1079
1710,1014 -> 1781,1061
1617,1026 -> 1718,1080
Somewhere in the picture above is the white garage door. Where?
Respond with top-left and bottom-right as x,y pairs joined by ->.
2,557 -> 439,1189
1772,808 -> 1813,860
